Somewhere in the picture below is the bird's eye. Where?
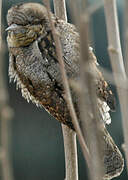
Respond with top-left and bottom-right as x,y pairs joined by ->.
9,28 -> 27,36
18,28 -> 27,34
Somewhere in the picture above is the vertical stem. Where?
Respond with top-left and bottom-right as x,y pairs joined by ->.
79,16 -> 104,180
124,0 -> 128,76
53,2 -> 90,170
1,108 -> 14,180
62,126 -> 78,180
104,0 -> 128,173
44,0 -> 91,179
69,1 -> 104,179
54,1 -> 78,179
54,0 -> 67,21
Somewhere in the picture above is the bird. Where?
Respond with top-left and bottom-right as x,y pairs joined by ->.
6,2 -> 124,179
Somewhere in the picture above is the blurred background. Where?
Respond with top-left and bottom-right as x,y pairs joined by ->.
1,0 -> 126,179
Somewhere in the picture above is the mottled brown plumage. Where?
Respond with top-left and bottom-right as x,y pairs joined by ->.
6,3 -> 123,179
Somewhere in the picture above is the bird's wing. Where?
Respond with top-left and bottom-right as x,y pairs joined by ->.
39,19 -> 116,124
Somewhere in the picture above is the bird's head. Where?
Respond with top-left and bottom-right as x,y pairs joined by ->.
6,3 -> 52,47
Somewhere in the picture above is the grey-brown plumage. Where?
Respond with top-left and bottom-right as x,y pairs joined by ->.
6,3 -> 123,179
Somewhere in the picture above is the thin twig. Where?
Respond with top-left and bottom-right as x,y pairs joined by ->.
124,1 -> 128,163
43,0 -> 91,173
79,9 -> 104,180
104,0 -> 128,173
124,0 -> 128,76
54,0 -> 104,179
62,126 -> 78,180
53,1 -> 78,180
53,0 -> 67,21
68,1 -> 105,179
123,0 -> 128,173
0,0 -> 14,180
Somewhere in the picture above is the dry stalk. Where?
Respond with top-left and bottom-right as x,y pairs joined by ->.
79,17 -> 104,180
124,0 -> 128,76
0,0 -> 14,180
68,0 -> 105,179
104,0 -> 128,173
43,0 -> 91,179
53,1 -> 78,180
79,5 -> 105,180
62,126 -> 78,180
53,0 -> 67,21
53,0 -> 105,179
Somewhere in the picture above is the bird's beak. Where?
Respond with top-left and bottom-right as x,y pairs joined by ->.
6,24 -> 19,31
